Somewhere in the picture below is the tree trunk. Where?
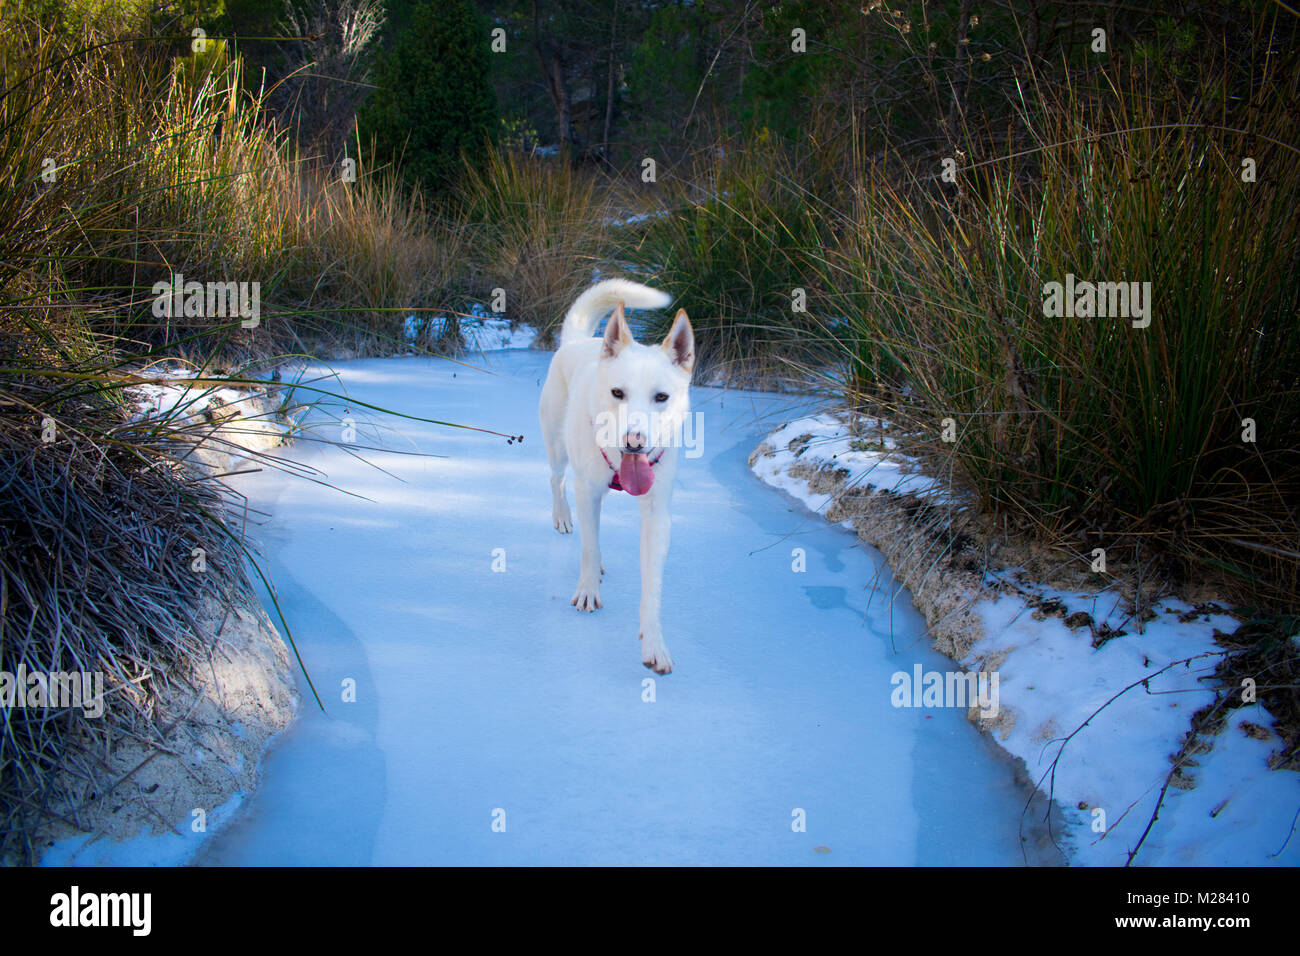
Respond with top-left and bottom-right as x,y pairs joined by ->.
532,0 -> 577,154
552,55 -> 573,147
946,0 -> 974,148
602,0 -> 619,159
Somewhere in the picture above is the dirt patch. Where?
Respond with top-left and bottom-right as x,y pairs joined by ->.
33,598 -> 297,863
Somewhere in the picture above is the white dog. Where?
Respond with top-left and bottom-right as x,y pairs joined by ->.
539,279 -> 695,674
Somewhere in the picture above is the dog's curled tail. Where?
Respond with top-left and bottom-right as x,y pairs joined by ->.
560,279 -> 672,347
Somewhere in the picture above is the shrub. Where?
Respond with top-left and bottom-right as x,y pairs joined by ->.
456,147 -> 613,343
628,129 -> 835,383
824,66 -> 1300,609
357,0 -> 497,194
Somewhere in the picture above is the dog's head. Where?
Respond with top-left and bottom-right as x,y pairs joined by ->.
593,302 -> 694,456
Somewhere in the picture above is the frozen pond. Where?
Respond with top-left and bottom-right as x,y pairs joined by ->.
199,350 -> 1057,865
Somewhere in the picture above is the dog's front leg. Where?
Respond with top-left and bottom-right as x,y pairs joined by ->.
570,478 -> 605,611
637,490 -> 674,673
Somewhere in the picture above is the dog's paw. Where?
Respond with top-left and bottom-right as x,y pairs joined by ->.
639,632 -> 674,674
570,581 -> 602,612
553,509 -> 573,533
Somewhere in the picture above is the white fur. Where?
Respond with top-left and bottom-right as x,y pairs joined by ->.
539,279 -> 695,674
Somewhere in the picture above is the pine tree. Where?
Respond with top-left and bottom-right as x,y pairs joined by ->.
359,0 -> 498,192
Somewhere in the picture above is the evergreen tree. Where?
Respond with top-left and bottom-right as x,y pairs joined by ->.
359,0 -> 498,192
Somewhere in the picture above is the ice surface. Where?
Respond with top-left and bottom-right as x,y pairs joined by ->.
190,350 -> 1053,865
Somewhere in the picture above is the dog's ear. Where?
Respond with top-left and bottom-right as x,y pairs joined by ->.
601,302 -> 634,359
660,308 -> 694,374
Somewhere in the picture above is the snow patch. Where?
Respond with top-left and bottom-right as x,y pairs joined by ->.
405,303 -> 537,351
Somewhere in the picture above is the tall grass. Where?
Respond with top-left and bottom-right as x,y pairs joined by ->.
456,148 -> 615,344
0,313 -> 261,863
821,65 -> 1300,609
626,128 -> 842,383
0,17 -> 464,360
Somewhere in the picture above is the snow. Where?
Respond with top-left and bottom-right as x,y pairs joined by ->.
40,793 -> 246,867
1139,707 -> 1300,865
604,209 -> 669,228
123,370 -> 270,428
55,352 -> 1294,867
751,415 -> 942,508
172,349 -> 1064,865
404,303 -> 537,352
115,366 -> 298,464
752,412 -> 1300,867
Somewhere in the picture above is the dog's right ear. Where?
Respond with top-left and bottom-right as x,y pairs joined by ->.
601,302 -> 634,359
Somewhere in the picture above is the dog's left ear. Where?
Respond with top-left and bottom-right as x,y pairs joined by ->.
660,308 -> 694,374
602,302 -> 635,359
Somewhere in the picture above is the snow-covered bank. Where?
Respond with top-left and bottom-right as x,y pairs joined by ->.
751,413 -> 1300,866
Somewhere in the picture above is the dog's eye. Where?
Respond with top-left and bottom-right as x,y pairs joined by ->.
654,392 -> 669,403
611,388 -> 625,400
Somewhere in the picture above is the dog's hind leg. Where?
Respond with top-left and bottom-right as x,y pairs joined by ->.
546,443 -> 573,534
539,374 -> 574,534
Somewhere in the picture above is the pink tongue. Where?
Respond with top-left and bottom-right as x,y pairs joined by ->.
618,453 -> 655,496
